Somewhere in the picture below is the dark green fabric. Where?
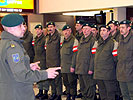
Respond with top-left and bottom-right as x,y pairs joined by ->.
62,24 -> 71,31
75,34 -> 94,74
45,30 -> 62,95
62,73 -> 77,95
78,75 -> 96,100
34,33 -> 46,70
0,31 -> 48,100
46,30 -> 61,68
97,80 -> 117,100
34,24 -> 43,29
60,34 -> 78,73
75,32 -> 84,42
94,37 -> 117,80
120,20 -> 131,25
46,21 -> 55,27
21,30 -> 34,63
117,31 -> 133,82
1,13 -> 24,27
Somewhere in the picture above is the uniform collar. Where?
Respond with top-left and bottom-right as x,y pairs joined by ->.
1,31 -> 23,43
47,30 -> 59,43
120,30 -> 133,43
64,34 -> 73,42
80,33 -> 92,44
35,33 -> 44,40
76,31 -> 83,36
98,36 -> 110,45
111,30 -> 119,39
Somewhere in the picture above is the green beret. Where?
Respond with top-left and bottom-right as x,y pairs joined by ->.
82,22 -> 91,28
115,21 -> 119,25
46,21 -> 55,27
34,24 -> 43,30
1,13 -> 24,27
99,25 -> 111,31
76,20 -> 85,25
120,20 -> 130,25
107,20 -> 117,26
62,25 -> 71,31
91,24 -> 98,30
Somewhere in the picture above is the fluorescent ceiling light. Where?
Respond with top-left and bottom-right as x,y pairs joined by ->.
63,10 -> 111,16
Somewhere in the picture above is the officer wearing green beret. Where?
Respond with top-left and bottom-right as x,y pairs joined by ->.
91,24 -> 99,40
93,25 -> 119,100
75,20 -> 84,42
20,22 -> 35,63
0,13 -> 61,100
33,24 -> 49,99
46,21 -> 62,100
116,20 -> 133,100
107,20 -> 120,42
107,20 -> 122,100
75,23 -> 96,100
61,25 -> 78,100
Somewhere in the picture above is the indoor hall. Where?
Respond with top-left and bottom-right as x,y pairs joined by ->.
0,0 -> 133,100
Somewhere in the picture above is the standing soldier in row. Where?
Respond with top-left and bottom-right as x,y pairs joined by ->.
93,25 -> 118,100
75,23 -> 96,100
0,13 -> 61,100
117,20 -> 133,100
75,20 -> 84,42
61,25 -> 78,100
46,21 -> 62,100
21,22 -> 34,63
107,20 -> 122,100
34,24 -> 49,100
107,20 -> 120,42
91,24 -> 99,40
75,20 -> 84,98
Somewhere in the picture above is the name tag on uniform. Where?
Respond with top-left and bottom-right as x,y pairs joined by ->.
12,53 -> 20,63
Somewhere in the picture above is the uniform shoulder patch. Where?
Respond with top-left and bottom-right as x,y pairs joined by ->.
12,53 -> 20,63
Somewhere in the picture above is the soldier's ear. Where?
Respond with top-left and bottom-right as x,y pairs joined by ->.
127,26 -> 131,31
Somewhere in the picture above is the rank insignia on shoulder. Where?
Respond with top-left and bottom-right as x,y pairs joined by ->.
11,44 -> 15,48
12,53 -> 20,63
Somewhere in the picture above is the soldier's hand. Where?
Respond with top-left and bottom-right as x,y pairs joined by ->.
30,61 -> 40,71
88,70 -> 93,75
70,67 -> 75,73
46,67 -> 61,79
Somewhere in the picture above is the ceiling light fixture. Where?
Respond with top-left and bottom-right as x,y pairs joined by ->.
62,10 -> 111,16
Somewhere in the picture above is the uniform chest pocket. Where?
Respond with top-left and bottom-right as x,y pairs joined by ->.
126,47 -> 133,58
64,47 -> 71,54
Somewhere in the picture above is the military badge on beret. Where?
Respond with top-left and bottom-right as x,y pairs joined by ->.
46,21 -> 55,27
34,24 -> 43,30
120,20 -> 130,25
76,20 -> 85,25
62,25 -> 71,31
